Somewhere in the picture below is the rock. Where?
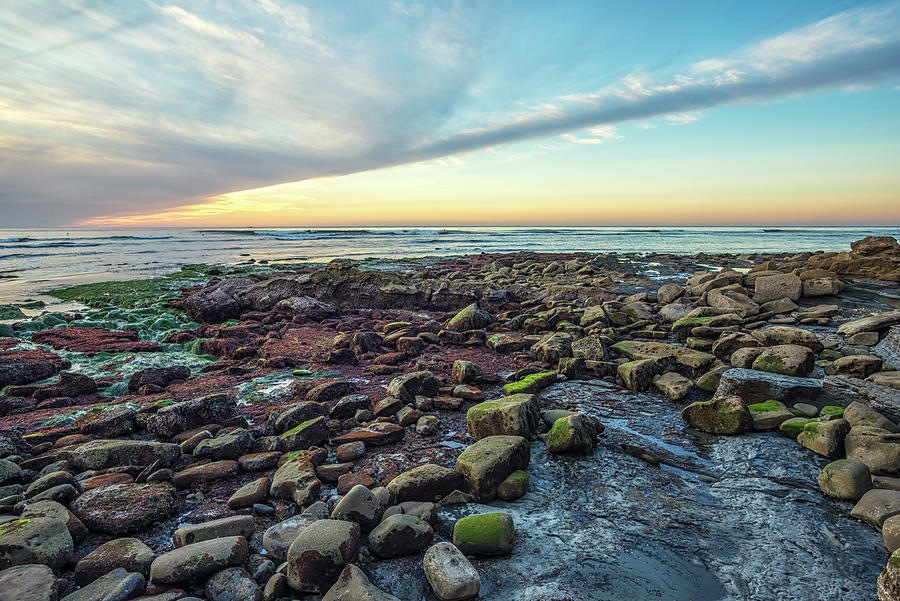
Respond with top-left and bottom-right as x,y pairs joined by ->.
731,347 -> 764,368
747,400 -> 794,431
714,368 -> 822,404
452,512 -> 515,556
273,401 -> 328,434
286,519 -> 360,593
617,359 -> 665,392
875,326 -> 900,368
322,564 -> 401,601
828,354 -> 883,378
445,304 -> 493,332
531,331 -> 576,363
33,372 -> 97,401
845,426 -> 900,475
386,464 -> 464,503
869,372 -> 900,392
451,361 -> 481,384
818,459 -> 871,502
851,235 -> 900,256
206,567 -> 261,601
171,460 -> 239,488
657,283 -> 685,304
486,333 -> 529,354
711,333 -> 762,362
194,429 -> 254,460
456,435 -> 530,501
0,564 -> 57,601
848,331 -> 880,346
760,297 -> 799,315
751,344 -> 814,377
331,423 -> 404,447
0,460 -> 22,486
0,349 -> 69,388
331,485 -> 383,530
797,419 -> 850,459
423,542 -> 480,601
174,516 -> 255,548
611,340 -> 715,376
278,416 -> 328,452
61,439 -> 181,471
367,514 -> 434,558
228,477 -> 271,509
753,273 -> 801,303
0,516 -> 72,570
75,407 -> 137,438
128,366 -> 191,393
681,396 -> 752,434
20,500 -> 87,546
32,327 -> 162,355
838,310 -> 900,337
652,372 -> 692,401
336,442 -> 366,463
571,335 -> 608,361
262,514 -> 318,562
70,483 -> 175,535
706,289 -> 758,317
658,303 -> 692,322
269,458 -> 321,507
545,414 -> 597,454
275,295 -> 337,321
330,395 -> 371,420
61,568 -> 145,601
385,371 -> 440,403
182,283 -> 245,323
751,326 -> 823,353
497,470 -> 529,501
466,394 -> 539,440
502,371 -> 555,395
150,536 -> 248,585
822,376 -> 900,424
851,489 -> 900,527
884,515 -> 900,554
878,548 -> 900,600
75,537 -> 155,584
307,381 -> 357,404
147,394 -> 239,439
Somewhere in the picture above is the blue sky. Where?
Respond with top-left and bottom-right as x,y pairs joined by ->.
1,0 -> 898,226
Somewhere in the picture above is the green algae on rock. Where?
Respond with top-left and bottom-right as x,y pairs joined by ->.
452,512 -> 515,556
502,371 -> 555,395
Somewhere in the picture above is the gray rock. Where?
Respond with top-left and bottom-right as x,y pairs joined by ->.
0,564 -> 57,601
70,483 -> 175,535
851,489 -> 900,527
149,536 -> 248,584
146,393 -> 239,439
331,485 -> 384,530
206,567 -> 261,601
286,519 -> 360,593
174,515 -> 256,548
60,440 -> 181,471
61,568 -> 145,601
0,516 -> 73,570
714,368 -> 822,404
818,459 -> 870,501
367,514 -> 433,558
422,542 -> 481,601
262,514 -> 318,563
845,426 -> 900,475
322,564 -> 401,601
75,537 -> 154,584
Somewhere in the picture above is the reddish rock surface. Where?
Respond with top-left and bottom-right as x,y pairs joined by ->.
0,348 -> 70,387
32,327 -> 162,355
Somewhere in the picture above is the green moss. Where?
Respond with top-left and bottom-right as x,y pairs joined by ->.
803,421 -> 821,435
502,371 -> 555,395
281,417 -> 320,437
47,265 -> 211,308
779,418 -> 810,437
0,518 -> 31,537
748,400 -> 782,413
547,417 -> 572,448
452,512 -> 514,553
820,405 -> 845,417
753,354 -> 787,374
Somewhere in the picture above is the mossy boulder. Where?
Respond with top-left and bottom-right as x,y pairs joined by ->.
545,414 -> 598,455
681,395 -> 752,434
503,371 -> 555,395
778,417 -> 812,440
452,512 -> 515,556
530,332 -> 574,363
466,394 -> 539,440
671,316 -> 715,342
386,464 -> 464,503
747,400 -> 794,431
71,482 -> 175,535
496,470 -> 529,501
653,371 -> 692,401
617,359 -> 665,392
446,303 -> 493,332
0,516 -> 73,570
60,439 -> 181,471
797,418 -> 850,458
456,435 -> 530,501
751,344 -> 814,377
278,416 -> 329,452
611,340 -> 714,377
818,459 -> 870,501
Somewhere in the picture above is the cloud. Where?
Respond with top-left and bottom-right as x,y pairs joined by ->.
2,1 -> 900,225
666,113 -> 700,126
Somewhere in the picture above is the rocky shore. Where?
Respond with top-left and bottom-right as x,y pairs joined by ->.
1,235 -> 900,601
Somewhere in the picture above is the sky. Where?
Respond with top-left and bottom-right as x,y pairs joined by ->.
1,0 -> 899,227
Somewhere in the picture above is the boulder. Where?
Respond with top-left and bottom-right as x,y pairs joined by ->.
818,459 -> 871,502
386,464 -> 464,503
61,568 -> 145,601
753,273 -> 802,303
194,429 -> 255,460
845,426 -> 900,475
0,564 -> 58,601
706,289 -> 758,317
149,536 -> 248,585
128,366 -> 191,393
497,470 -> 529,501
423,542 -> 480,601
278,416 -> 328,452
60,439 -> 181,471
879,548 -> 900,600
838,310 -> 900,337
681,396 -> 752,434
273,402 -> 328,434
530,332 -> 574,363
171,460 -> 239,488
74,537 -> 154,584
205,567 -> 260,601
545,414 -> 598,454
0,349 -> 69,388
747,400 -> 794,431
286,519 -> 360,593
331,485 -> 383,530
617,359 -> 665,392
367,514 -> 434,559
713,368 -> 822,404
147,394 -> 239,439
263,514 -> 319,562
0,516 -> 73,570
70,483 -> 175,535
845,401 -> 900,433
270,458 -> 321,507
455,436 -> 530,501
828,355 -> 883,379
797,419 -> 850,459
331,423 -> 404,447
711,332 -> 762,362
452,512 -> 515,556
227,477 -> 271,509
174,515 -> 255,548
851,489 -> 900,527
751,344 -> 815,377
652,372 -> 692,401
445,304 -> 493,332
322,564 -> 401,601
466,394 -> 539,440
751,326 -> 823,352
851,235 -> 900,256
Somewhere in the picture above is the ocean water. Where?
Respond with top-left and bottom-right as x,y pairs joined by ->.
0,226 -> 897,304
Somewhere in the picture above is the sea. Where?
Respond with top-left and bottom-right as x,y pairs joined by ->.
1,226 -> 898,304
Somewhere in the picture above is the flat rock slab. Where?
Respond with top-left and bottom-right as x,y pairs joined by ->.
32,327 -> 161,355
714,368 -> 822,404
70,483 -> 175,535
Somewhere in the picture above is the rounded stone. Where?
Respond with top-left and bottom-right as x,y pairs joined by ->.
286,519 -> 360,593
367,514 -> 434,558
75,537 -> 155,584
70,483 -> 175,534
818,459 -> 870,501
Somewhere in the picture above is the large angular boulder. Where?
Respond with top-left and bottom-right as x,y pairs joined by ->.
286,520 -> 360,593
385,371 -> 440,402
147,394 -> 239,439
0,564 -> 58,601
751,326 -> 823,353
0,516 -> 73,570
274,401 -> 328,434
751,344 -> 815,377
713,368 -> 822,404
270,457 -> 321,507
278,416 -> 329,452
386,464 -> 464,503
681,396 -> 752,435
851,489 -> 900,527
60,439 -> 181,471
445,304 -> 493,332
330,485 -> 384,530
423,542 -> 481,601
173,515 -> 255,548
530,332 -> 574,364
845,426 -> 900,475
70,483 -> 175,535
466,395 -> 539,440
367,515 -> 434,559
838,310 -> 900,337
753,273 -> 802,303
322,564 -> 402,601
456,435 -> 530,501
127,366 -> 191,393
797,419 -> 850,459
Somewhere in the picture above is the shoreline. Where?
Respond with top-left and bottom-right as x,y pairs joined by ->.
0,236 -> 899,599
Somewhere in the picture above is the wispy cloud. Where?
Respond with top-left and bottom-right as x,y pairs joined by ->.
1,1 -> 900,225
